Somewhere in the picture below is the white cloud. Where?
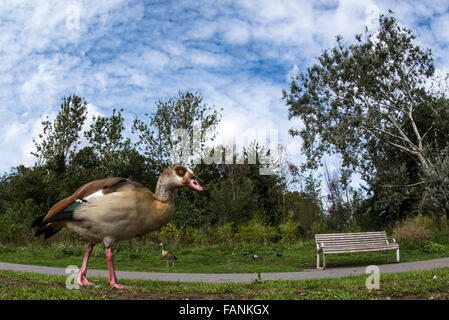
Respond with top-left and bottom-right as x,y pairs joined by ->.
221,18 -> 251,44
1,115 -> 47,170
0,101 -> 105,171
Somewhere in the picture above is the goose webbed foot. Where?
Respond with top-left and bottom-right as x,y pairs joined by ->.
106,279 -> 128,289
78,273 -> 94,286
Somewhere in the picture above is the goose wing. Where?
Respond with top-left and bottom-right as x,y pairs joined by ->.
32,177 -> 145,238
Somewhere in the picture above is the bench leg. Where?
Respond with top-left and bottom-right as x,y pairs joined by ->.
323,253 -> 326,269
396,249 -> 400,263
317,253 -> 320,269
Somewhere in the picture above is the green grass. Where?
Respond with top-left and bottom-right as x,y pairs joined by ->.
1,240 -> 448,274
1,267 -> 449,300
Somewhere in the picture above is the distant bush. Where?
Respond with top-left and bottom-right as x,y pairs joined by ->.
308,221 -> 329,238
423,240 -> 448,254
158,222 -> 181,245
215,222 -> 235,245
237,218 -> 279,244
393,214 -> 433,244
0,199 -> 43,243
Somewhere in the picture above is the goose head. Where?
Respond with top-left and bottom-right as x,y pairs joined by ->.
155,165 -> 203,201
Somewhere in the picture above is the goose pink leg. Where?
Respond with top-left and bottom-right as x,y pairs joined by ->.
105,248 -> 127,289
78,242 -> 95,286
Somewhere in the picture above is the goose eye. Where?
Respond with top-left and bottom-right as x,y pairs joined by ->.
177,169 -> 185,176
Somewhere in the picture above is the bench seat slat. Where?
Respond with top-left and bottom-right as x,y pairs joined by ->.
320,242 -> 398,248
317,240 -> 391,244
324,247 -> 398,254
322,244 -> 398,251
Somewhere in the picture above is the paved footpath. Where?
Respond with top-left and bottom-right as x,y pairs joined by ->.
1,258 -> 449,283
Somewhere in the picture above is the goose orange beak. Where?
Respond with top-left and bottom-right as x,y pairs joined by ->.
187,177 -> 203,192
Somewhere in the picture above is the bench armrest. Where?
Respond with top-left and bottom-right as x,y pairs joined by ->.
387,237 -> 397,244
316,242 -> 324,252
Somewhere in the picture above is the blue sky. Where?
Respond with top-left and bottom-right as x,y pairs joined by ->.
1,0 -> 449,184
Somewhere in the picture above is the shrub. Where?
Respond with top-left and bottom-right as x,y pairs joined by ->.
423,241 -> 447,254
308,221 -> 329,239
159,222 -> 181,245
0,199 -> 43,243
392,214 -> 433,244
181,226 -> 210,245
216,222 -> 235,245
237,218 -> 279,244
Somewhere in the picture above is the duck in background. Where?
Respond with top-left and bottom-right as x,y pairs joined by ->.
159,242 -> 177,267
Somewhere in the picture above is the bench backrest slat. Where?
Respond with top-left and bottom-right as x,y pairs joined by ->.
315,232 -> 388,247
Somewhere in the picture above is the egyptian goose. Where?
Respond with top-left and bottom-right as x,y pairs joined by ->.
158,242 -> 177,267
31,165 -> 203,288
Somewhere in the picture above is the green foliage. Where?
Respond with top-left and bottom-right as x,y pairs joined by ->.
132,91 -> 222,171
85,108 -> 131,175
207,177 -> 261,225
215,222 -> 235,245
279,210 -> 300,243
422,147 -> 449,218
423,241 -> 447,254
158,222 -> 181,245
237,218 -> 280,244
32,95 -> 88,174
309,221 -> 329,238
0,199 -> 43,243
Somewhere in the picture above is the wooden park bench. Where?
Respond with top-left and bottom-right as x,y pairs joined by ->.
315,231 -> 400,269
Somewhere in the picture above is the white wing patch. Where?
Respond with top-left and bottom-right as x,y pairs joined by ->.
82,189 -> 104,201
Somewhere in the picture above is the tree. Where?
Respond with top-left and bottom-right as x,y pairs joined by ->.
323,163 -> 360,231
32,94 -> 87,175
284,14 -> 449,222
84,108 -> 133,176
132,91 -> 221,172
284,14 -> 446,179
422,147 -> 449,221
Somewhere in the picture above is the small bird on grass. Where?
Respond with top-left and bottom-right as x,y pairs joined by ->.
159,242 -> 177,267
277,253 -> 282,258
251,254 -> 260,260
241,251 -> 249,256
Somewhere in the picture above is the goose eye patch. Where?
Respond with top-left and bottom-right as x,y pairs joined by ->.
176,167 -> 186,176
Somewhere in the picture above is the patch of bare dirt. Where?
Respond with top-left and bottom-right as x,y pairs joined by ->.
0,274 -> 64,289
110,289 -> 251,300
